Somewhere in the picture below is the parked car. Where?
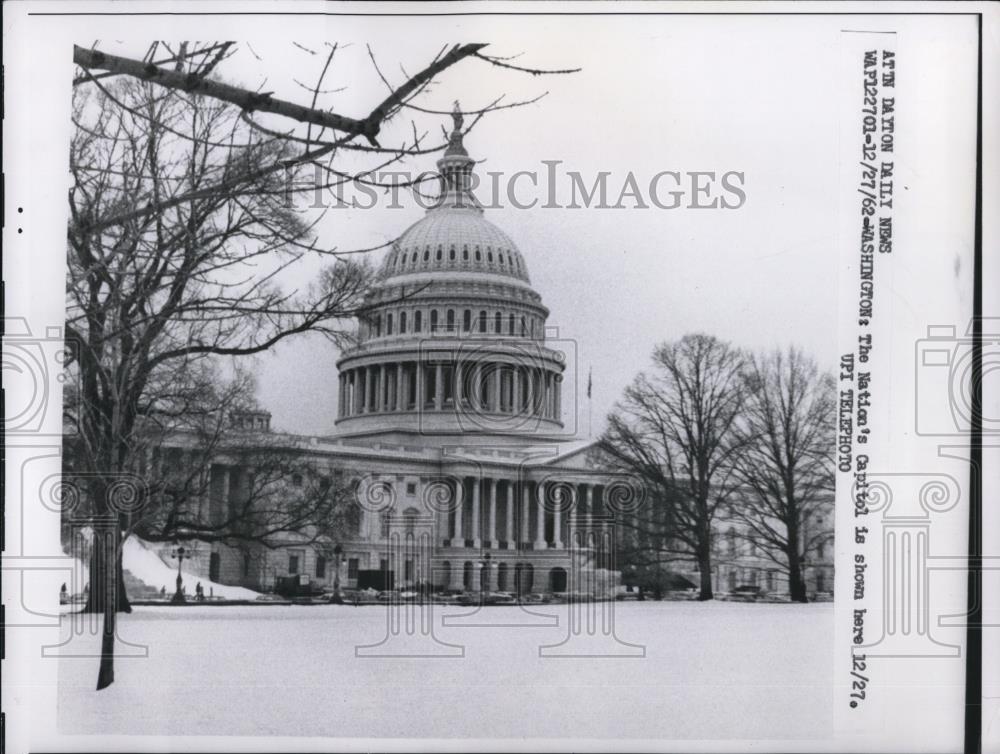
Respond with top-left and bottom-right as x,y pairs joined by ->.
486,591 -> 517,605
723,585 -> 766,602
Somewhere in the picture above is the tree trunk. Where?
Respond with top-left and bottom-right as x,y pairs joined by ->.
82,535 -> 132,614
697,549 -> 714,601
787,549 -> 808,603
95,521 -> 118,689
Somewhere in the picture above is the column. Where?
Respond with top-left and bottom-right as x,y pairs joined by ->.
553,483 -> 564,549
337,375 -> 344,417
455,361 -> 464,406
584,484 -> 594,526
451,479 -> 465,544
396,363 -> 406,411
493,364 -> 502,412
415,362 -> 425,408
487,479 -> 498,547
535,481 -> 547,549
521,483 -> 531,544
554,376 -> 561,421
378,364 -> 387,412
471,478 -> 482,547
452,477 -> 464,546
512,366 -> 521,413
473,362 -> 483,411
434,363 -> 444,410
505,481 -> 515,545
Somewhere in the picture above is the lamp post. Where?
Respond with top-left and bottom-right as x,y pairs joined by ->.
170,543 -> 189,604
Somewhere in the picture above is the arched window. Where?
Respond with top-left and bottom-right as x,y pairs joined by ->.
414,310 -> 423,333
430,310 -> 439,332
463,247 -> 469,261
499,253 -> 505,267
446,309 -> 455,332
463,310 -> 471,333
726,528 -> 737,557
374,315 -> 382,337
399,311 -> 407,334
487,251 -> 494,263
411,251 -> 418,263
423,249 -> 430,261
475,247 -> 482,261
508,313 -> 515,335
386,313 -> 394,335
436,247 -> 442,261
449,247 -> 456,261
520,316 -> 527,336
479,311 -> 487,333
494,312 -> 502,333
403,507 -> 419,534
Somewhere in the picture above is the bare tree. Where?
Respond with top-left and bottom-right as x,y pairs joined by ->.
64,41 -> 576,689
730,347 -> 836,602
598,334 -> 747,600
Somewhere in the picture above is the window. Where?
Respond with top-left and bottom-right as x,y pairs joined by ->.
430,310 -> 439,332
508,313 -> 515,335
463,310 -> 471,332
475,247 -> 482,261
288,551 -> 302,575
521,316 -> 527,336
463,247 -> 469,261
374,315 -> 382,337
726,528 -> 737,557
406,482 -> 417,496
479,310 -> 487,333
423,249 -> 430,261
292,473 -> 304,488
818,540 -> 826,559
316,556 -> 327,579
348,558 -> 359,580
386,313 -> 393,335
414,310 -> 422,332
487,251 -> 493,262
404,559 -> 414,582
494,312 -> 502,333
400,311 -> 407,334
449,247 -> 455,260
379,559 -> 388,572
446,309 -> 455,331
436,247 -> 442,261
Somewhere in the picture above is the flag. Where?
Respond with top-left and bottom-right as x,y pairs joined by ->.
586,367 -> 592,399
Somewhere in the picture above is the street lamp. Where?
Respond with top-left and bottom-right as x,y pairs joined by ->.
170,542 -> 189,604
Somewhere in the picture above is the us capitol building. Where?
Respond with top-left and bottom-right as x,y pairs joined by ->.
170,110 -> 625,598
157,111 -> 832,601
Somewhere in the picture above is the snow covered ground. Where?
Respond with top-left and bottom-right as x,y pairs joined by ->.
67,537 -> 259,601
58,601 -> 833,740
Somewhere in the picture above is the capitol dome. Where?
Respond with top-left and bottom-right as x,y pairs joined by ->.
381,208 -> 531,284
334,104 -> 564,440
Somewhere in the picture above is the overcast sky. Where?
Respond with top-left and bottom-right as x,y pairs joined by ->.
97,18 -> 848,437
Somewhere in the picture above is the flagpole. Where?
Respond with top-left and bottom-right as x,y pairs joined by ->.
587,366 -> 593,439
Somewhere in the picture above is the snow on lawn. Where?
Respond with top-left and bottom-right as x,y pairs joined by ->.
58,601 -> 833,740
71,537 -> 260,600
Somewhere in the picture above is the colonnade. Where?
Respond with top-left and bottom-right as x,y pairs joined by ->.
439,477 -> 607,551
338,360 -> 561,420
